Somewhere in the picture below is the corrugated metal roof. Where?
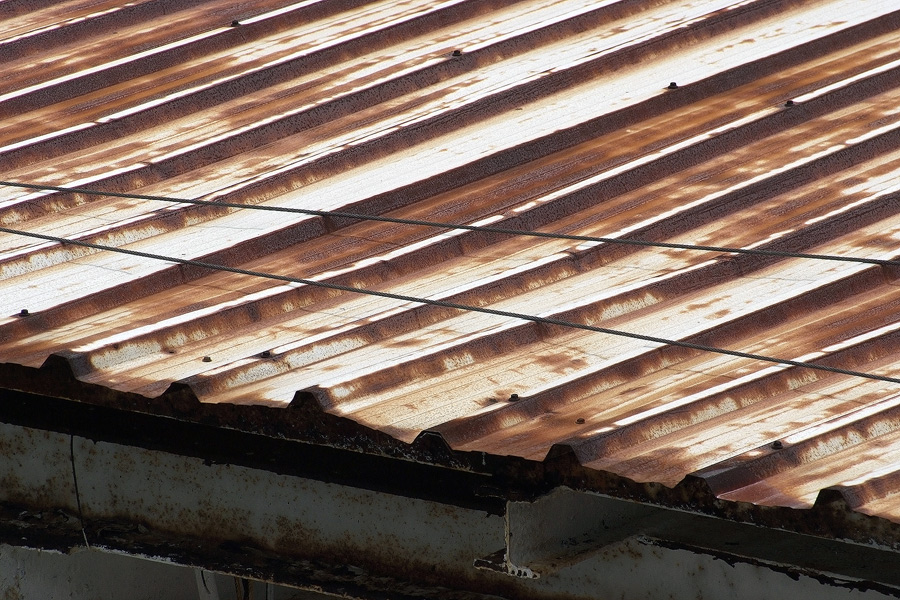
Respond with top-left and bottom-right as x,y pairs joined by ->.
4,0 -> 900,527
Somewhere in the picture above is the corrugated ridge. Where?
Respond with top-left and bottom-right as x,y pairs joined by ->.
314,174 -> 900,440
704,388 -> 900,507
837,468 -> 900,520
604,333 -> 900,469
9,77 -> 899,391
0,0 -> 812,217
0,0 -> 132,35
3,28 -> 896,412
432,263 -> 900,449
0,0 -> 522,166
184,82 -> 900,406
0,0 -> 215,61
4,16 -> 899,326
0,0 -> 379,115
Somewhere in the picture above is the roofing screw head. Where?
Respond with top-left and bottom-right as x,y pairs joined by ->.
575,418 -> 585,424
667,81 -> 678,89
231,20 -> 241,27
18,309 -> 28,317
771,440 -> 783,450
509,393 -> 519,401
202,356 -> 212,362
784,99 -> 795,107
451,49 -> 463,57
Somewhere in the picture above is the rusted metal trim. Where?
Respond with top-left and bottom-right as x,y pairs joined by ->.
6,357 -> 900,552
0,502 -> 506,600
6,349 -> 900,548
0,387 -> 508,515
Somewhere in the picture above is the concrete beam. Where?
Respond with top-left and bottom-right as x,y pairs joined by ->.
3,420 -> 900,599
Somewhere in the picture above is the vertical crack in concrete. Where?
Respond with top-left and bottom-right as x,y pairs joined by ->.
200,571 -> 212,595
69,434 -> 90,549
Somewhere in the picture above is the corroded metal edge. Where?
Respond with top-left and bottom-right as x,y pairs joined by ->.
4,357 -> 900,553
0,501 -> 506,600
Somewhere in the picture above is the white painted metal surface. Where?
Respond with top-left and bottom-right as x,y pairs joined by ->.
3,420 -> 899,599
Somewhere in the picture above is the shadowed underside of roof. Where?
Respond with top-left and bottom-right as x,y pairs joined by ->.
3,0 -> 900,528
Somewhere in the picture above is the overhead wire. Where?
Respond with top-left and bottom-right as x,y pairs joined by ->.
2,223 -> 899,386
1,179 -> 898,268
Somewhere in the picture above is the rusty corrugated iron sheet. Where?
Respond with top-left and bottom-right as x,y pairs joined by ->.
3,0 -> 900,530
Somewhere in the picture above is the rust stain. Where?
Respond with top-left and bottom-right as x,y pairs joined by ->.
2,0 -> 900,536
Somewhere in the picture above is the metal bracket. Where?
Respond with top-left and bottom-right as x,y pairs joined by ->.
477,487 -> 665,578
478,486 -> 900,591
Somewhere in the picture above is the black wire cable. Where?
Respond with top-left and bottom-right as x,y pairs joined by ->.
2,179 -> 898,268
3,224 -> 899,385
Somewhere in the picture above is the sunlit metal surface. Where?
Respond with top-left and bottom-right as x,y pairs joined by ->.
3,0 -> 900,535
